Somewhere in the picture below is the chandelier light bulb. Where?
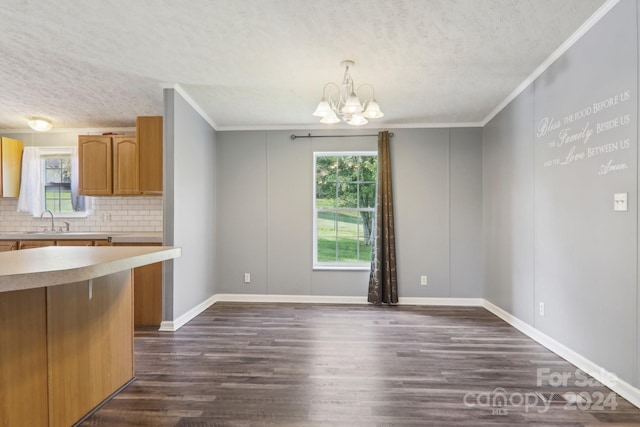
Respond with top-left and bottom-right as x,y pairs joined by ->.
342,93 -> 363,114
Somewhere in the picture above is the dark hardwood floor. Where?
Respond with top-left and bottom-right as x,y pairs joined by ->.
80,303 -> 640,426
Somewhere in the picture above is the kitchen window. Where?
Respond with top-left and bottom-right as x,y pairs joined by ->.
18,147 -> 87,217
44,157 -> 73,212
313,152 -> 377,270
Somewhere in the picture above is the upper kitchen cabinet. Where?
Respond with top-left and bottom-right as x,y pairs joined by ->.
78,135 -> 113,196
137,116 -> 163,194
1,137 -> 24,198
79,134 -> 139,196
113,135 -> 139,195
78,116 -> 162,197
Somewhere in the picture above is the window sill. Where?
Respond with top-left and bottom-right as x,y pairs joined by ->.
313,265 -> 371,272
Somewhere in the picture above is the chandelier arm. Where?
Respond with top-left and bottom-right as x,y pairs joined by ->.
322,83 -> 341,113
321,82 -> 338,99
356,83 -> 376,107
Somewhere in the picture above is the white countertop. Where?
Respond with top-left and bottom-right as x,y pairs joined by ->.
0,246 -> 180,293
0,231 -> 162,243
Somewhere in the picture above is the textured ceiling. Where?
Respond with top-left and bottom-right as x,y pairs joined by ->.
0,0 -> 609,131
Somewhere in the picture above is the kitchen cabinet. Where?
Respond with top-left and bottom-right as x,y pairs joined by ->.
78,134 -> 139,196
1,237 -> 160,326
113,242 -> 162,326
0,246 -> 179,427
56,240 -> 98,246
0,137 -> 24,198
0,241 -> 17,251
137,116 -> 163,194
1,239 -> 110,250
78,135 -> 112,195
113,135 -> 139,195
18,240 -> 55,250
78,117 -> 161,197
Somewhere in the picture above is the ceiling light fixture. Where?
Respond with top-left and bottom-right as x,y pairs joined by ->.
313,60 -> 384,126
27,117 -> 53,132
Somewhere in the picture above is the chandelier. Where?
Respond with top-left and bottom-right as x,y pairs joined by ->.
312,60 -> 384,126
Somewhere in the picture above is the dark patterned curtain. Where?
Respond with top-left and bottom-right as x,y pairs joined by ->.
368,131 -> 398,304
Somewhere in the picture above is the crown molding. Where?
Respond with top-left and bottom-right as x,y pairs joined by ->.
480,0 -> 621,126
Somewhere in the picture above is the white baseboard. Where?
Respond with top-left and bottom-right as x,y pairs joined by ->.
399,297 -> 483,306
214,294 -> 484,307
158,294 -> 217,332
213,294 -> 369,304
482,299 -> 640,409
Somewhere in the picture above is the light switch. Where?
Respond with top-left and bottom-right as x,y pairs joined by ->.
614,193 -> 628,212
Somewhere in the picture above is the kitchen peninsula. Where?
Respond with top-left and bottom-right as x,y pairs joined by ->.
0,245 -> 180,427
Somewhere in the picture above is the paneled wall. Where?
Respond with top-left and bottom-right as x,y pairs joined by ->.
216,128 -> 484,298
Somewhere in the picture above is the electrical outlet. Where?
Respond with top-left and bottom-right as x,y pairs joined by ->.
244,273 -> 251,283
539,302 -> 545,316
420,275 -> 427,286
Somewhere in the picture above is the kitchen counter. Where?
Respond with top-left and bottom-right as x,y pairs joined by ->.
0,245 -> 179,292
0,231 -> 163,243
109,232 -> 163,243
0,245 -> 180,427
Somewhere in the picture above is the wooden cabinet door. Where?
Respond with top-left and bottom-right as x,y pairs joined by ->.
18,240 -> 55,250
1,137 -> 24,198
137,116 -> 163,194
0,241 -> 18,251
113,242 -> 162,326
55,240 -> 95,246
0,288 -> 49,427
113,135 -> 140,195
79,135 -> 112,195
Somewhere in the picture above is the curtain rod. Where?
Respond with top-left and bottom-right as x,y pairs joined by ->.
290,132 -> 394,140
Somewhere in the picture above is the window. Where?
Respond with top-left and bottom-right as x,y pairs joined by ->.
44,157 -> 73,212
314,152 -> 377,269
37,147 -> 86,216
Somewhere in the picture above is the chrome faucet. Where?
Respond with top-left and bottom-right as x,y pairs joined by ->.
41,209 -> 55,231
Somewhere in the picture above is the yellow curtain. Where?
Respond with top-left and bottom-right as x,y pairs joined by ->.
368,131 -> 398,304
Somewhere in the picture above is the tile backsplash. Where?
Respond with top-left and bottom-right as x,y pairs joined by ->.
0,196 -> 162,233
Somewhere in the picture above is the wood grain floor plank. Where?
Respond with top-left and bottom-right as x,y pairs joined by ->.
80,303 -> 640,426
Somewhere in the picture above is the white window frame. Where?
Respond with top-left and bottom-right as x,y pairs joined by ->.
313,151 -> 377,271
36,147 -> 89,218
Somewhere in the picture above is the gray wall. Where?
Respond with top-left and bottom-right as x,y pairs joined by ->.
164,89 -> 217,320
483,84 -> 535,324
216,128 -> 483,298
484,0 -> 639,385
450,128 -> 484,298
